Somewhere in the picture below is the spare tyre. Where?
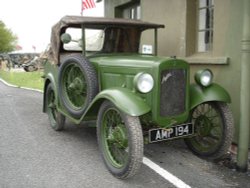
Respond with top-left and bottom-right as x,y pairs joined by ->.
58,54 -> 98,119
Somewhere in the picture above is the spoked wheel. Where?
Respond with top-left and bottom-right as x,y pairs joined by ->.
46,83 -> 65,131
58,54 -> 98,119
185,102 -> 234,160
61,62 -> 87,108
97,101 -> 143,179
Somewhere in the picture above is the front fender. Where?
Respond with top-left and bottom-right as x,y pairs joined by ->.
83,87 -> 151,117
42,73 -> 57,113
190,83 -> 231,109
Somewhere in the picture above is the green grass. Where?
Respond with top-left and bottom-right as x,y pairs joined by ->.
0,70 -> 44,91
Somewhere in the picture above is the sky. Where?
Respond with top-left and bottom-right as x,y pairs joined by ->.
0,0 -> 104,52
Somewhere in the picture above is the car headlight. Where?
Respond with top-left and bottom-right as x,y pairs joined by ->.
195,69 -> 213,87
134,73 -> 154,93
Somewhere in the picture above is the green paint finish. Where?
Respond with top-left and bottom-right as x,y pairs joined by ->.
40,16 -> 237,179
43,16 -> 233,135
85,87 -> 151,117
237,0 -> 250,172
44,52 -> 233,129
89,53 -> 172,68
152,59 -> 190,127
60,62 -> 87,110
43,61 -> 59,113
100,107 -> 129,168
91,55 -> 192,128
187,102 -> 224,153
190,83 -> 231,110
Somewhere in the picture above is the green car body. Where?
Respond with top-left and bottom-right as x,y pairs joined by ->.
43,52 -> 230,126
43,16 -> 233,179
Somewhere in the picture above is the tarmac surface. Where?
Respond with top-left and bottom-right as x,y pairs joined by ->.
0,80 -> 249,188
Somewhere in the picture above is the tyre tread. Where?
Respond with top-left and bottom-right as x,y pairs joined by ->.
185,102 -> 234,160
97,101 -> 143,179
58,53 -> 98,118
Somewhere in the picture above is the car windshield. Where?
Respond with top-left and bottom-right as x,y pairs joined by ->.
63,28 -> 104,51
63,27 -> 141,54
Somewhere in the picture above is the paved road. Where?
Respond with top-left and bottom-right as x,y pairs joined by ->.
0,81 -> 249,188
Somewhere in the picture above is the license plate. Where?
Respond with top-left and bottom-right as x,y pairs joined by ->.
149,123 -> 193,143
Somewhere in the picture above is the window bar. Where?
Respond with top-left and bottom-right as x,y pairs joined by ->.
154,28 -> 158,55
209,5 -> 214,51
81,24 -> 86,57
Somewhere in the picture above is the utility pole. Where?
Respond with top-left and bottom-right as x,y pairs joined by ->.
237,0 -> 250,172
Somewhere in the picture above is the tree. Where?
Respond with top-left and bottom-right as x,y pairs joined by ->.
0,21 -> 17,53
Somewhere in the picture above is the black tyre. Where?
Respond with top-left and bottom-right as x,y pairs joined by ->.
185,102 -> 234,160
97,101 -> 143,179
23,67 -> 28,72
46,83 -> 65,131
27,65 -> 36,72
58,54 -> 98,119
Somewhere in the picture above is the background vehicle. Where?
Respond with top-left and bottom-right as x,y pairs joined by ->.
0,53 -> 40,70
43,16 -> 234,179
23,55 -> 45,72
23,56 -> 39,72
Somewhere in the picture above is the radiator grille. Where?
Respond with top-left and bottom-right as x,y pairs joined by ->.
160,69 -> 186,117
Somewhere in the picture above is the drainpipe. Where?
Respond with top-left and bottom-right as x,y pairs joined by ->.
237,0 -> 250,172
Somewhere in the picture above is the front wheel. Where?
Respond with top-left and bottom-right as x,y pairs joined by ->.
185,102 -> 234,160
97,101 -> 143,179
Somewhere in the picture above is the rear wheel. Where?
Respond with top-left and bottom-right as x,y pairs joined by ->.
97,101 -> 143,179
46,83 -> 65,131
185,102 -> 234,160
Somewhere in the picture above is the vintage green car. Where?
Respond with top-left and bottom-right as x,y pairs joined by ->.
43,16 -> 234,179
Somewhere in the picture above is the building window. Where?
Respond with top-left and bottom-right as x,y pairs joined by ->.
123,4 -> 141,20
197,0 -> 214,52
115,1 -> 141,20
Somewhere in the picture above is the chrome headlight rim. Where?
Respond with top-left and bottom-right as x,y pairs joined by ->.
195,69 -> 213,87
134,72 -> 154,93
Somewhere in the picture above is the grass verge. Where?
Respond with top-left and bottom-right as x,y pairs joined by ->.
0,70 -> 44,90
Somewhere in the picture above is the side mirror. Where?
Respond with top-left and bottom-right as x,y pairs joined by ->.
61,33 -> 72,44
